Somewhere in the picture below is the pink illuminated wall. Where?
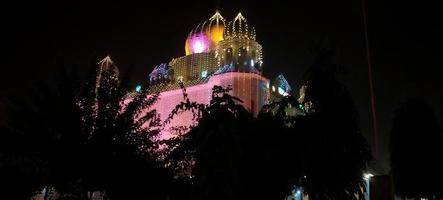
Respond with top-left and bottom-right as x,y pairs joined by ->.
147,72 -> 269,140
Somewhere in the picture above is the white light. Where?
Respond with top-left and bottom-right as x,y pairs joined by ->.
135,85 -> 142,92
201,70 -> 208,78
250,59 -> 254,66
364,173 -> 374,180
194,41 -> 205,53
278,87 -> 285,95
272,86 -> 276,92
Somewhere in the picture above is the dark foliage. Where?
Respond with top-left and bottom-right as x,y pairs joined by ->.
167,49 -> 372,199
295,45 -> 372,199
167,85 -> 293,200
0,58 -> 173,200
390,98 -> 443,199
1,45 -> 372,200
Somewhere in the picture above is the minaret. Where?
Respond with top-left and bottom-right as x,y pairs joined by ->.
98,55 -> 119,77
96,55 -> 119,91
215,12 -> 263,73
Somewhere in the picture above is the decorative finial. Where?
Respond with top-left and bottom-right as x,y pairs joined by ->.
235,12 -> 246,21
98,55 -> 113,68
210,10 -> 225,21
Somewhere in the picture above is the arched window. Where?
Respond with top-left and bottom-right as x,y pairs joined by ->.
225,47 -> 233,66
238,47 -> 248,70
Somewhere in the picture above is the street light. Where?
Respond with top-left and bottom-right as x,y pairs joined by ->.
363,173 -> 374,200
364,173 -> 374,181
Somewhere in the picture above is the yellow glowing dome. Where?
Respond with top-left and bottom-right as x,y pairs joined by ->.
210,25 -> 224,45
185,37 -> 191,55
185,11 -> 226,55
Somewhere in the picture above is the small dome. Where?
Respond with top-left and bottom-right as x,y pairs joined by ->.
185,11 -> 226,55
224,12 -> 256,40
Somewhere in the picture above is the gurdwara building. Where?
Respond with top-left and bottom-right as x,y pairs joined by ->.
138,11 -> 291,138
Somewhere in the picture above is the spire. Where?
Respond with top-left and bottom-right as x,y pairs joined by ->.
209,10 -> 226,28
97,54 -> 119,81
210,10 -> 225,21
234,12 -> 246,22
98,55 -> 113,69
225,12 -> 254,40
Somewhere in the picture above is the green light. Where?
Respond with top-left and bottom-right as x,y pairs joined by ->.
299,104 -> 304,110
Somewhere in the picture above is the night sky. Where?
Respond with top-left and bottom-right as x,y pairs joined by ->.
2,0 -> 443,174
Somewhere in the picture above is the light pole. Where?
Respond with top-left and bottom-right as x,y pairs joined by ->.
364,173 -> 374,200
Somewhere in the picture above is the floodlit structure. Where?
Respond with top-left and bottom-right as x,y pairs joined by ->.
133,11 -> 289,138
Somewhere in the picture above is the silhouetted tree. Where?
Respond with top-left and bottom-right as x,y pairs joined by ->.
166,86 -> 303,200
256,43 -> 371,200
0,126 -> 48,200
258,95 -> 306,198
390,98 -> 443,199
79,58 -> 173,200
1,62 -> 82,200
166,86 -> 247,200
167,45 -> 371,200
1,57 -> 173,200
294,44 -> 372,199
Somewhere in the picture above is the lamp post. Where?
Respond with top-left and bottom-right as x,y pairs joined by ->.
364,173 -> 374,200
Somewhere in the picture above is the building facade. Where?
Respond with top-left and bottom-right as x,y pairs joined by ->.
141,11 -> 278,139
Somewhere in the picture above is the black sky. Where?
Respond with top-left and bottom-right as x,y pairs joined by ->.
2,0 -> 443,174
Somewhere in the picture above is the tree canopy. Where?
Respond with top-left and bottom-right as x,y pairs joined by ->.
390,98 -> 443,199
0,58 -> 173,200
166,45 -> 371,200
1,48 -> 373,200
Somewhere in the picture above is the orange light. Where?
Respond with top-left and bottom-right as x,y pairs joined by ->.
185,38 -> 191,55
210,25 -> 224,46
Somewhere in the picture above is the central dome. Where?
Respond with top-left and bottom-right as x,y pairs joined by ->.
185,11 -> 226,55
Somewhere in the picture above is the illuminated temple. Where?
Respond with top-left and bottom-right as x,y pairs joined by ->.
137,11 -> 291,138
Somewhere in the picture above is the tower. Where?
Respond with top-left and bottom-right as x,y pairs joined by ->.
215,13 -> 263,73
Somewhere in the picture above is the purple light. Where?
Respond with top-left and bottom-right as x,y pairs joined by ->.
189,33 -> 210,53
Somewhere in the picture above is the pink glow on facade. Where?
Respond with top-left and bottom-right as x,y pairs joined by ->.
146,72 -> 269,140
188,33 -> 210,53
